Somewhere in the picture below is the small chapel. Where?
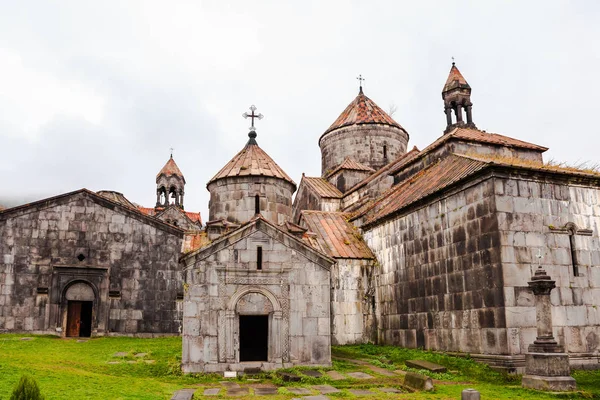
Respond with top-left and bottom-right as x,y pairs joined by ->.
1,63 -> 600,374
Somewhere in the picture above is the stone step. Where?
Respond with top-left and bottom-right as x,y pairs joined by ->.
405,359 -> 447,373
170,389 -> 196,400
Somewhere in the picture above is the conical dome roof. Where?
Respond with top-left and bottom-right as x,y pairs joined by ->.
443,63 -> 470,92
157,156 -> 185,183
322,89 -> 403,137
207,135 -> 296,188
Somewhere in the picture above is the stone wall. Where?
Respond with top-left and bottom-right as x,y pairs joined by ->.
328,169 -> 373,194
363,177 -> 506,354
208,176 -> 295,225
0,191 -> 184,335
319,124 -> 409,176
291,182 -> 340,224
495,175 -> 600,365
330,258 -> 376,345
181,224 -> 332,373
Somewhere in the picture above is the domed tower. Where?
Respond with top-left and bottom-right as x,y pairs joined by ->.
207,106 -> 296,225
319,81 -> 409,176
442,62 -> 477,133
156,153 -> 186,209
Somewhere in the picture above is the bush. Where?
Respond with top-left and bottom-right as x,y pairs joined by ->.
9,375 -> 45,400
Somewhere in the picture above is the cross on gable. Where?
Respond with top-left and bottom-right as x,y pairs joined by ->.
243,105 -> 264,132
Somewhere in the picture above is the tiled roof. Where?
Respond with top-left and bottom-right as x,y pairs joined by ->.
450,127 -> 548,151
137,206 -> 155,216
207,141 -> 296,187
443,64 -> 470,92
360,154 -> 488,226
157,156 -> 185,181
184,231 -> 210,253
184,211 -> 202,224
327,157 -> 375,177
302,176 -> 343,198
322,90 -> 403,137
137,205 -> 202,226
301,211 -> 374,259
344,146 -> 421,195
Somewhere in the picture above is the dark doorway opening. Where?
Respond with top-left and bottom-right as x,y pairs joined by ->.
239,315 -> 268,361
66,301 -> 93,337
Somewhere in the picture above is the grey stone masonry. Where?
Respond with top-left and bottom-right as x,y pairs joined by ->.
320,124 -> 408,176
0,190 -> 184,336
181,217 -> 334,373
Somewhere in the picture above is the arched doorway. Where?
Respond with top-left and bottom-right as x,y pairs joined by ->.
236,292 -> 274,361
64,282 -> 95,337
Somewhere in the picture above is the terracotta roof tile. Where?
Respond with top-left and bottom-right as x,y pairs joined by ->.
360,154 -> 488,226
157,156 -> 185,181
137,206 -> 156,216
322,90 -> 403,137
443,64 -> 470,92
184,211 -> 202,224
303,177 -> 343,198
451,127 -> 548,151
208,141 -> 295,187
327,157 -> 375,177
96,190 -> 138,209
301,211 -> 374,259
184,231 -> 210,253
137,205 -> 202,226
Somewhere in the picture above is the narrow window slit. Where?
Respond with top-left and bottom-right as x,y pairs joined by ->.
568,233 -> 580,277
257,246 -> 263,270
255,194 -> 260,214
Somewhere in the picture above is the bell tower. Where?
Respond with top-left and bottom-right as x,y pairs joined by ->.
442,62 -> 476,133
156,153 -> 186,210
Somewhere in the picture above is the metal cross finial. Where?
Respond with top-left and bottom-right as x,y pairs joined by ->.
170,147 -> 174,158
452,56 -> 455,66
242,105 -> 263,132
357,74 -> 365,91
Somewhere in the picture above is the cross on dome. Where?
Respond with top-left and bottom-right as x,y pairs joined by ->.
243,105 -> 263,132
356,74 -> 365,93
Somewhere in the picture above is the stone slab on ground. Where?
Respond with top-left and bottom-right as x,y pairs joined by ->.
368,365 -> 396,376
405,359 -> 447,373
287,388 -> 312,395
113,352 -> 128,357
347,371 -> 373,379
170,389 -> 196,400
279,372 -> 302,382
254,387 -> 278,395
297,396 -> 329,400
106,361 -> 120,365
380,387 -> 403,393
20,337 -> 33,341
311,385 -> 340,394
404,372 -> 434,391
134,353 -> 147,357
227,387 -> 249,396
220,381 -> 240,389
349,389 -> 374,396
394,369 -> 407,375
325,370 -> 345,380
302,370 -> 323,378
203,388 -> 220,396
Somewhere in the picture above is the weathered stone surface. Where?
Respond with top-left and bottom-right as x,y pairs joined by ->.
325,371 -> 345,380
521,375 -> 577,391
134,353 -> 147,358
203,388 -> 220,396
113,352 -> 128,357
287,388 -> 312,395
311,385 -> 340,394
461,388 -> 480,400
254,387 -> 278,395
346,372 -> 373,379
170,389 -> 195,400
302,370 -> 323,378
405,360 -> 447,373
380,387 -> 403,393
227,387 -> 249,396
403,372 -> 434,391
279,372 -> 302,382
349,389 -> 374,396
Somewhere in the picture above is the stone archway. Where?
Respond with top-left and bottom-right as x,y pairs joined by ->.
63,281 -> 96,337
225,287 -> 282,364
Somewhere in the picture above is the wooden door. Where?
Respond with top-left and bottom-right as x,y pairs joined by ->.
67,301 -> 82,337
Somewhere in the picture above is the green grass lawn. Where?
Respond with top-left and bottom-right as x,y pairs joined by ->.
0,334 -> 598,399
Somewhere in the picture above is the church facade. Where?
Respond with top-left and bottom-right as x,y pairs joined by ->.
1,64 -> 599,372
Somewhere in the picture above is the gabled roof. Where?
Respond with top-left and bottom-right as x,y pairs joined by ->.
302,176 -> 343,199
327,157 -> 375,178
357,154 -> 489,227
0,189 -> 184,236
301,211 -> 374,259
157,156 -> 185,183
448,127 -> 547,151
97,190 -> 138,209
207,140 -> 296,188
321,89 -> 404,138
443,63 -> 470,92
181,214 -> 334,269
138,205 -> 203,227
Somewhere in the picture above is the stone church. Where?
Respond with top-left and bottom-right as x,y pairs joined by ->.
1,63 -> 599,373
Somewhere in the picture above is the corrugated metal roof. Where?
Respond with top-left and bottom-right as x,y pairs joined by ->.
303,177 -> 343,198
207,141 -> 296,187
327,157 -> 375,177
322,89 -> 403,137
360,154 -> 488,226
301,211 -> 374,259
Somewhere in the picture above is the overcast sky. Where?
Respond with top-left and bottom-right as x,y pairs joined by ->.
1,1 -> 599,220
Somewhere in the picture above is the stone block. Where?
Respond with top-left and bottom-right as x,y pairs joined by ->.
403,372 -> 434,391
405,359 -> 447,372
522,375 -> 576,391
